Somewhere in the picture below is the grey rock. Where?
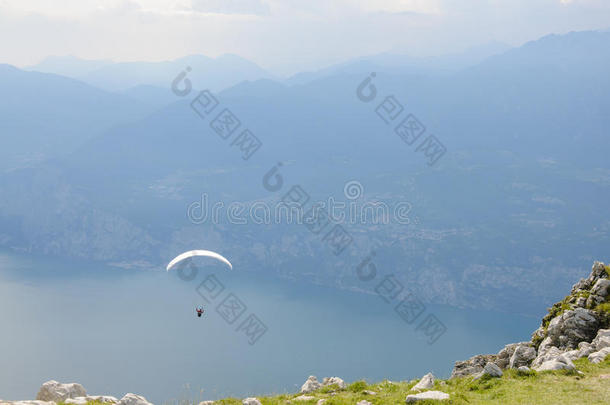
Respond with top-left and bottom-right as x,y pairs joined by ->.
405,391 -> 450,402
361,390 -> 377,395
517,366 -> 531,373
509,345 -> 536,368
115,394 -> 153,405
411,373 -> 434,391
321,377 -> 346,389
199,402 -> 215,405
534,354 -> 575,371
483,362 -> 503,377
356,401 -> 372,405
496,343 -> 520,369
575,297 -> 587,307
242,399 -> 261,405
451,354 -> 498,378
591,329 -> 610,350
588,347 -> 610,364
591,279 -> 610,298
300,376 -> 322,394
36,381 -> 87,402
546,308 -> 599,350
532,346 -> 561,368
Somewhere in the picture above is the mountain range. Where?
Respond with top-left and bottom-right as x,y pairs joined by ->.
2,30 -> 610,312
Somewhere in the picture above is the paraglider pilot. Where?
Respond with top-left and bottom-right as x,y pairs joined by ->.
196,306 -> 204,317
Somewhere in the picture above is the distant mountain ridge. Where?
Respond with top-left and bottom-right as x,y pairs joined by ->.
1,29 -> 609,312
27,53 -> 276,93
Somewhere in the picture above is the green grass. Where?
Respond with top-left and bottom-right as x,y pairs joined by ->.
59,358 -> 610,405
158,358 -> 610,404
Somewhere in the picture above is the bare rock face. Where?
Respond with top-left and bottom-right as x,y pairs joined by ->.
450,354 -> 498,378
300,376 -> 322,394
36,381 -> 86,402
241,399 -> 261,405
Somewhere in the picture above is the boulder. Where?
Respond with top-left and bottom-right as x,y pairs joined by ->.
321,377 -> 346,389
588,347 -> 610,364
532,346 -> 562,368
482,362 -> 503,377
546,308 -> 600,350
300,376 -> 321,393
356,401 -> 372,405
534,354 -> 575,371
591,329 -> 610,351
405,391 -> 450,402
411,373 -> 434,391
591,279 -> 610,298
242,399 -> 261,405
508,345 -> 536,368
66,397 -> 118,405
361,390 -> 377,395
36,381 -> 87,402
115,394 -> 153,405
517,366 -> 531,374
451,354 -> 498,378
496,343 -> 521,369
199,402 -> 215,405
473,362 -> 503,380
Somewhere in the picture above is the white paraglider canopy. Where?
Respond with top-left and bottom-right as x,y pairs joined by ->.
166,250 -> 233,271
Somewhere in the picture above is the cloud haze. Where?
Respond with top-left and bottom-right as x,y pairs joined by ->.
1,0 -> 609,74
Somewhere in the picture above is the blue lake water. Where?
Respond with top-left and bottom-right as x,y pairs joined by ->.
0,251 -> 540,404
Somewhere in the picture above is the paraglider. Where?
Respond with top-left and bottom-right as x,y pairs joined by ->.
166,250 -> 233,271
166,250 -> 233,318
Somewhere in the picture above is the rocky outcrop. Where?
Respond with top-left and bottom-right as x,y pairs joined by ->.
241,399 -> 261,405
405,391 -> 450,402
452,261 -> 610,378
546,308 -> 599,350
36,381 -> 87,402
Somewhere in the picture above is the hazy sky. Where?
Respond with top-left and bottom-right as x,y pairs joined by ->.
1,0 -> 609,75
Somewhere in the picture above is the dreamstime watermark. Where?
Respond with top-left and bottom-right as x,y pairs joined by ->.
187,181 -> 416,226
172,258 -> 268,346
170,68 -> 445,345
356,72 -> 447,166
355,250 -> 447,344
